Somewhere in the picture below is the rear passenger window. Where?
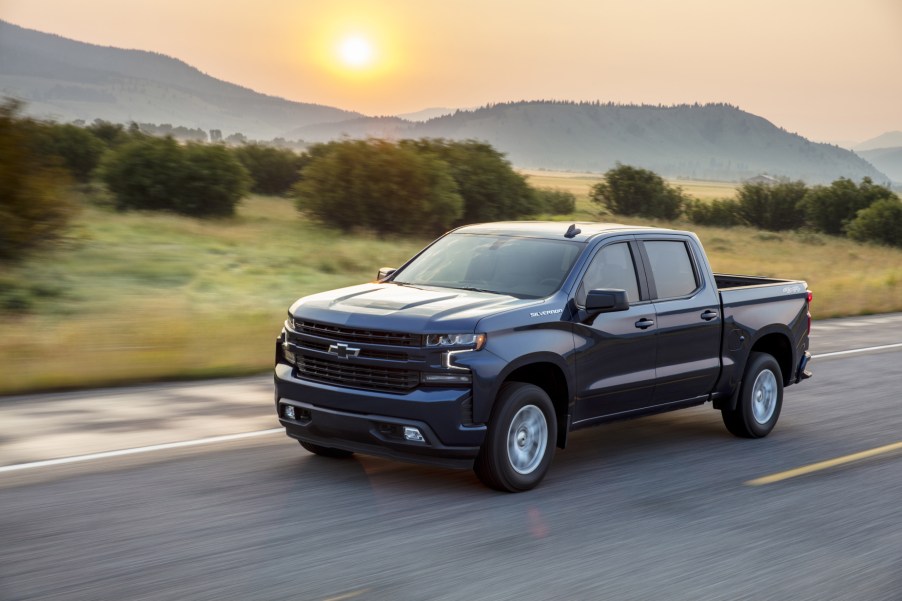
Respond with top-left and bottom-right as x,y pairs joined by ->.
644,241 -> 698,299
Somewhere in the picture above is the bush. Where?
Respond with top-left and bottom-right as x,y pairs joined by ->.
27,121 -> 107,183
846,198 -> 902,247
801,177 -> 895,235
589,164 -> 685,219
534,187 -> 576,215
0,100 -> 77,263
736,180 -> 807,231
233,144 -> 304,195
100,137 -> 250,217
295,139 -> 463,235
684,198 -> 742,227
401,139 -> 540,223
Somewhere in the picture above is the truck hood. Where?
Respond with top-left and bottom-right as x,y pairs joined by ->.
290,283 -> 546,332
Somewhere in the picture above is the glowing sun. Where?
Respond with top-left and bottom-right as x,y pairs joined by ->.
338,35 -> 375,69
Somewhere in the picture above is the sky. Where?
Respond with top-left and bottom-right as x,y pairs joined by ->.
2,0 -> 900,145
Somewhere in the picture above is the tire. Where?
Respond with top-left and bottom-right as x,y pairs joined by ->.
722,352 -> 783,438
475,382 -> 557,492
299,440 -> 354,458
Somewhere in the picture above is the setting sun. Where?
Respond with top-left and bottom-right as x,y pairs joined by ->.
338,35 -> 374,69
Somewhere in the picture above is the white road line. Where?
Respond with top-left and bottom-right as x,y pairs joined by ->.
813,343 -> 902,359
0,428 -> 283,474
3,341 -> 902,474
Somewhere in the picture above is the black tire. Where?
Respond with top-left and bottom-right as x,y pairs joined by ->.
299,440 -> 354,458
722,352 -> 783,438
475,382 -> 557,492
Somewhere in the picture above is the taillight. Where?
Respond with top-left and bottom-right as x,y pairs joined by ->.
806,290 -> 813,335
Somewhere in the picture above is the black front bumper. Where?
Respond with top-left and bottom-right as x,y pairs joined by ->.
275,364 -> 485,469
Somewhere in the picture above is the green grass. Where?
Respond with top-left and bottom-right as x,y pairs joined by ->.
1,181 -> 901,395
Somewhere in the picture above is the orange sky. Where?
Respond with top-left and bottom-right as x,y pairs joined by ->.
2,0 -> 900,144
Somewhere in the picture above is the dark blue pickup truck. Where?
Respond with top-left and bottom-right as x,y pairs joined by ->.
275,222 -> 812,491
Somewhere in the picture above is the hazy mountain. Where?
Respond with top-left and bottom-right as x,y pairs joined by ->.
0,20 -> 361,140
297,102 -> 888,184
855,131 -> 902,151
858,147 -> 902,183
396,107 -> 457,122
0,21 -> 889,184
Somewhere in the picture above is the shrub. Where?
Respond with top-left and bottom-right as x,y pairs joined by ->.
233,144 -> 304,195
100,136 -> 250,217
684,198 -> 742,227
589,164 -> 685,219
295,139 -> 463,236
736,180 -> 807,231
533,187 -> 576,215
846,198 -> 902,247
27,122 -> 107,183
801,177 -> 895,235
401,139 -> 540,223
0,100 -> 77,263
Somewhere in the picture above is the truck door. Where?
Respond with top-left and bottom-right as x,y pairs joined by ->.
571,240 -> 657,424
639,238 -> 722,405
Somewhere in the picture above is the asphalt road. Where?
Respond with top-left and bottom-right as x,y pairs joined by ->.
2,314 -> 902,601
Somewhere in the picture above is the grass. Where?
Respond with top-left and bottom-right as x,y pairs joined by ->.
1,180 -> 901,395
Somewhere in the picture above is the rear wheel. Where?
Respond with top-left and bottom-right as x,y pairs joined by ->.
722,352 -> 783,438
299,441 -> 354,458
475,382 -> 556,492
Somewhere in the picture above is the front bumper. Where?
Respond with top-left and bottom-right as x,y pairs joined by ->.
275,364 -> 486,469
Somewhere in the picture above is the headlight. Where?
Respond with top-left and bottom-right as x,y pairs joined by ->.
425,333 -> 486,350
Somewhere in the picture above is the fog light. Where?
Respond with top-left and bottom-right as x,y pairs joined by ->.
283,405 -> 296,420
403,427 -> 425,442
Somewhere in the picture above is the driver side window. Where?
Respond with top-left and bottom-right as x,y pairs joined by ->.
577,242 -> 640,306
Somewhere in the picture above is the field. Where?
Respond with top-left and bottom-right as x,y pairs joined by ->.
1,178 -> 901,395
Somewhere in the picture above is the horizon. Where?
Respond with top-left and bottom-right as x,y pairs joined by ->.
2,0 -> 900,145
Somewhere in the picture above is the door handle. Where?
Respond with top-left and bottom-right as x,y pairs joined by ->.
634,318 -> 655,330
701,309 -> 719,321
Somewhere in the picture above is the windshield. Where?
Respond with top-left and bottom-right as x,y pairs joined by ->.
393,233 -> 584,298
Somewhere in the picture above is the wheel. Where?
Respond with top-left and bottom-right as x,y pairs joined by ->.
475,382 -> 557,492
721,352 -> 783,438
299,440 -> 354,458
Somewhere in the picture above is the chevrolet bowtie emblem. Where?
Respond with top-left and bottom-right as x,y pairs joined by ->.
328,343 -> 361,359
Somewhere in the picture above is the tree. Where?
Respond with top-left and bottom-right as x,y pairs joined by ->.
589,163 -> 685,219
295,139 -> 463,235
846,197 -> 902,247
533,187 -> 576,215
801,177 -> 895,235
736,180 -> 807,231
233,143 -> 304,195
0,100 -> 76,263
100,136 -> 250,217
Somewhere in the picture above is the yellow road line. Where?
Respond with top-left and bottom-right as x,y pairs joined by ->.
746,441 -> 902,486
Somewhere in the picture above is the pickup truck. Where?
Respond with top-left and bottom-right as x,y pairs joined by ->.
275,222 -> 812,491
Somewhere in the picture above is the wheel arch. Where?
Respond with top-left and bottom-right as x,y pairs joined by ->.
499,359 -> 570,449
749,332 -> 793,386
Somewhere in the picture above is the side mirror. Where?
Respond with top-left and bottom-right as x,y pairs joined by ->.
586,289 -> 629,314
377,267 -> 396,281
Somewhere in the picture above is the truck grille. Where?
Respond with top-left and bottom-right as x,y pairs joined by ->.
297,356 -> 420,393
296,320 -> 420,347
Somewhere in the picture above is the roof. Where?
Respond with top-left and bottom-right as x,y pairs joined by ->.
451,221 -> 670,243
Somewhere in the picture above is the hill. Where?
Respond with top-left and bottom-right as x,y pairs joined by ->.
858,147 -> 902,184
0,20 -> 889,183
295,101 -> 888,184
0,20 -> 361,140
855,131 -> 902,152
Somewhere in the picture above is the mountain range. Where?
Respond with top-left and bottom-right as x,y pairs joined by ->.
0,19 -> 894,184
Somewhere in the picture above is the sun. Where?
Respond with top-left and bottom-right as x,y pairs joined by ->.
338,35 -> 375,69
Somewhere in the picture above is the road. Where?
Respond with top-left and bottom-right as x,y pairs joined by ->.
2,314 -> 902,601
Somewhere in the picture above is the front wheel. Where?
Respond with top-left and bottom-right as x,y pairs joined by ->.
722,352 -> 783,438
475,382 -> 557,492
